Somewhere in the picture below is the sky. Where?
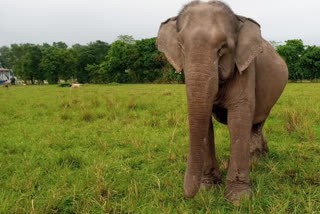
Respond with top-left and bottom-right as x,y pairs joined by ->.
1,0 -> 319,47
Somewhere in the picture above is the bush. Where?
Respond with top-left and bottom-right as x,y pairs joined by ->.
59,82 -> 72,87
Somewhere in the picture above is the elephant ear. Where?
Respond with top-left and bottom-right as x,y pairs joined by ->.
235,16 -> 263,74
156,17 -> 182,73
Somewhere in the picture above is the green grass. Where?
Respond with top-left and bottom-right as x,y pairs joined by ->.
0,83 -> 318,213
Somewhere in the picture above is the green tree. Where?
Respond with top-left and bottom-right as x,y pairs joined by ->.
0,46 -> 13,68
276,39 -> 304,81
60,49 -> 76,81
73,46 -> 95,83
87,40 -> 110,63
85,63 -> 107,83
22,45 -> 42,84
40,46 -> 76,84
129,38 -> 163,82
72,41 -> 109,83
104,40 -> 138,83
299,46 -> 320,80
53,41 -> 68,49
40,46 -> 59,84
3,44 -> 42,84
7,44 -> 25,81
117,35 -> 135,44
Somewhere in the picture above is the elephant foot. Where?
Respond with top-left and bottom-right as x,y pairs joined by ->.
250,132 -> 268,158
225,181 -> 252,205
200,169 -> 221,190
250,146 -> 268,158
183,171 -> 201,198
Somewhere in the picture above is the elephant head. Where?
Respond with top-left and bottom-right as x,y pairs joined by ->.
156,1 -> 263,197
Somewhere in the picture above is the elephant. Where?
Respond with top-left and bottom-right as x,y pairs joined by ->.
156,1 -> 288,203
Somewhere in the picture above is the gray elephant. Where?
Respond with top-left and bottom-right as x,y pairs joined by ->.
156,1 -> 288,203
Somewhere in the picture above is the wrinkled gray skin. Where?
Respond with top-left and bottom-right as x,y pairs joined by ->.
156,1 -> 288,203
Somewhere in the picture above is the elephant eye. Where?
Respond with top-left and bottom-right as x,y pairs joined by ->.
218,43 -> 228,56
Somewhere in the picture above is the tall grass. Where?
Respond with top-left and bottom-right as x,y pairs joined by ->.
0,83 -> 318,213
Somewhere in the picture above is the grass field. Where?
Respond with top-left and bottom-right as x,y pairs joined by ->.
0,83 -> 319,213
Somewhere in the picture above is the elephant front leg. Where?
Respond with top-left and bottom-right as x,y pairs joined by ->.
200,117 -> 221,189
225,109 -> 253,204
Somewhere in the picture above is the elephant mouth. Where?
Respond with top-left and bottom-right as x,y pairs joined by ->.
219,79 -> 226,86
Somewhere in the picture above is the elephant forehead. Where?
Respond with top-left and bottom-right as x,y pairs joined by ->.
182,26 -> 226,47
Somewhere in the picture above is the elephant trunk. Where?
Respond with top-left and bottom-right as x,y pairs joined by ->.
183,56 -> 219,198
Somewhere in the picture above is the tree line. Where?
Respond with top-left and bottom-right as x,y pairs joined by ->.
0,36 -> 183,84
0,36 -> 318,84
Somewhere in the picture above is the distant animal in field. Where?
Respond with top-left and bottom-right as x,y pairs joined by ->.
3,81 -> 9,88
71,83 -> 81,88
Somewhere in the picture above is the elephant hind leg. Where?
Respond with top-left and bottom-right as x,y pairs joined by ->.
200,117 -> 221,189
250,121 -> 268,158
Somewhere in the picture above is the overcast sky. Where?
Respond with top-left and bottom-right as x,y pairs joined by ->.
1,0 -> 319,47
